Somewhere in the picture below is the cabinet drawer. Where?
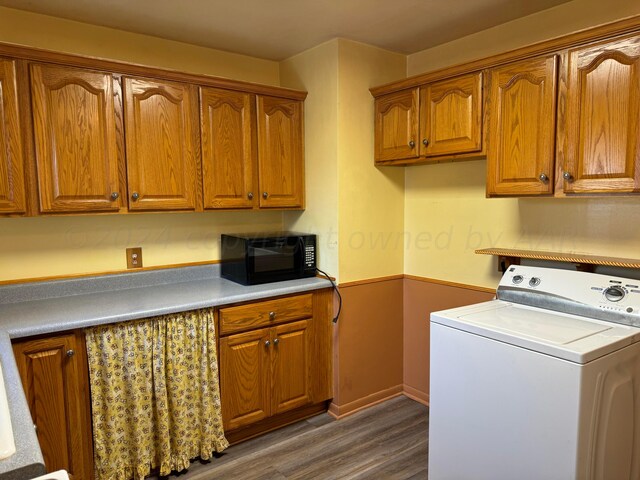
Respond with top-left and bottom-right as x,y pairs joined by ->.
219,294 -> 313,335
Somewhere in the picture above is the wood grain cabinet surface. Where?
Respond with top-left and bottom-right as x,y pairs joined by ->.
373,73 -> 483,165
200,87 -> 256,209
0,58 -> 26,214
420,72 -> 483,158
219,290 -> 332,436
374,88 -> 420,163
219,327 -> 271,430
12,332 -> 93,480
256,95 -> 304,209
560,33 -> 640,194
200,90 -> 305,210
486,56 -> 558,196
30,64 -> 123,213
124,77 -> 201,211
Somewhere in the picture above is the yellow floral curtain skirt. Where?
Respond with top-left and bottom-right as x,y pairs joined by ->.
85,308 -> 229,480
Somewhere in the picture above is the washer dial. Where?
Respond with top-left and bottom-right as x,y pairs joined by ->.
604,286 -> 625,302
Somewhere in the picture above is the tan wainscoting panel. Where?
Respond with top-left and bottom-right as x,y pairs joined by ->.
332,276 -> 404,417
403,276 -> 495,404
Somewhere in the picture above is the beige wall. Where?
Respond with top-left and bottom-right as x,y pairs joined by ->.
280,40 -> 340,278
407,0 -> 640,75
281,39 -> 406,283
0,7 -> 284,282
336,40 -> 406,283
0,7 -> 280,84
405,0 -> 640,288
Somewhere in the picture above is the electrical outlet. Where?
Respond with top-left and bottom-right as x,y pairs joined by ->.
126,247 -> 143,269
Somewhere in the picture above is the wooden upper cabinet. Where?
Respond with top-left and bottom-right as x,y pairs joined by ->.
124,77 -> 200,211
0,58 -> 26,214
30,64 -> 122,213
256,95 -> 304,208
13,332 -> 93,480
200,87 -> 256,209
374,88 -> 419,162
419,72 -> 483,157
561,33 -> 640,194
486,56 -> 558,196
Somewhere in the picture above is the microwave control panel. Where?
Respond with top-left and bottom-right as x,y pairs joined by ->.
305,244 -> 315,268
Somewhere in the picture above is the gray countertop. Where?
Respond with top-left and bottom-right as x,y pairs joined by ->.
0,264 -> 332,479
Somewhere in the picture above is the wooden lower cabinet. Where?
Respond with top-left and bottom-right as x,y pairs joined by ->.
8,290 -> 332,476
219,327 -> 271,430
219,320 -> 311,430
12,331 -> 93,480
219,290 -> 333,437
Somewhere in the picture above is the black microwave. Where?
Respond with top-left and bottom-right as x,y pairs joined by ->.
221,233 -> 317,285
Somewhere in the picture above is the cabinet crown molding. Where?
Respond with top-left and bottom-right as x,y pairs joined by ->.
0,41 -> 307,100
370,14 -> 640,97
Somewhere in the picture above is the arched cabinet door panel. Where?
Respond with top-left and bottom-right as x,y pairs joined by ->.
486,55 -> 558,196
420,72 -> 483,157
200,87 -> 256,209
30,64 -> 121,213
124,77 -> 200,211
374,88 -> 420,162
0,58 -> 25,214
256,95 -> 304,208
561,33 -> 640,194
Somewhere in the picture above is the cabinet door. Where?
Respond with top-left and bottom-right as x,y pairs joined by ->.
13,333 -> 93,480
271,320 -> 311,415
200,87 -> 256,209
256,95 -> 304,208
219,328 -> 270,430
486,56 -> 558,196
124,77 -> 200,210
562,34 -> 640,193
374,88 -> 419,162
420,72 -> 483,157
0,58 -> 26,214
30,64 -> 122,213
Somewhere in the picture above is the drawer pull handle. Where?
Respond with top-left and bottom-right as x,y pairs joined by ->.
269,311 -> 276,320
273,338 -> 279,345
66,349 -> 75,357
265,340 -> 270,347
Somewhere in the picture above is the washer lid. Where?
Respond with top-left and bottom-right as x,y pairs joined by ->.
431,300 -> 640,364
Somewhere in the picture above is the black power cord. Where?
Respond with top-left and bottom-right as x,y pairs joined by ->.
316,268 -> 342,323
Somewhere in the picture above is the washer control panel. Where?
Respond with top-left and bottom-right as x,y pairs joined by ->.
498,265 -> 640,319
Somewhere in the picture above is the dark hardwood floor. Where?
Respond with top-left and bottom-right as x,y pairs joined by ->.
153,395 -> 429,479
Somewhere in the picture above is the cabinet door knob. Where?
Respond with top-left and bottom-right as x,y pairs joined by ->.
408,140 -> 415,148
110,192 -> 119,201
66,349 -> 75,357
264,340 -> 270,347
262,192 -> 268,199
273,338 -> 279,345
131,192 -> 140,201
269,311 -> 276,320
248,192 -> 254,200
562,172 -> 573,182
538,173 -> 548,182
422,139 -> 429,147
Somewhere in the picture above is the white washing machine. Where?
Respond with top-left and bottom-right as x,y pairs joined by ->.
429,265 -> 640,480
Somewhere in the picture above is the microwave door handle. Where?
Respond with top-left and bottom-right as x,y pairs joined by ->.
297,237 -> 304,272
